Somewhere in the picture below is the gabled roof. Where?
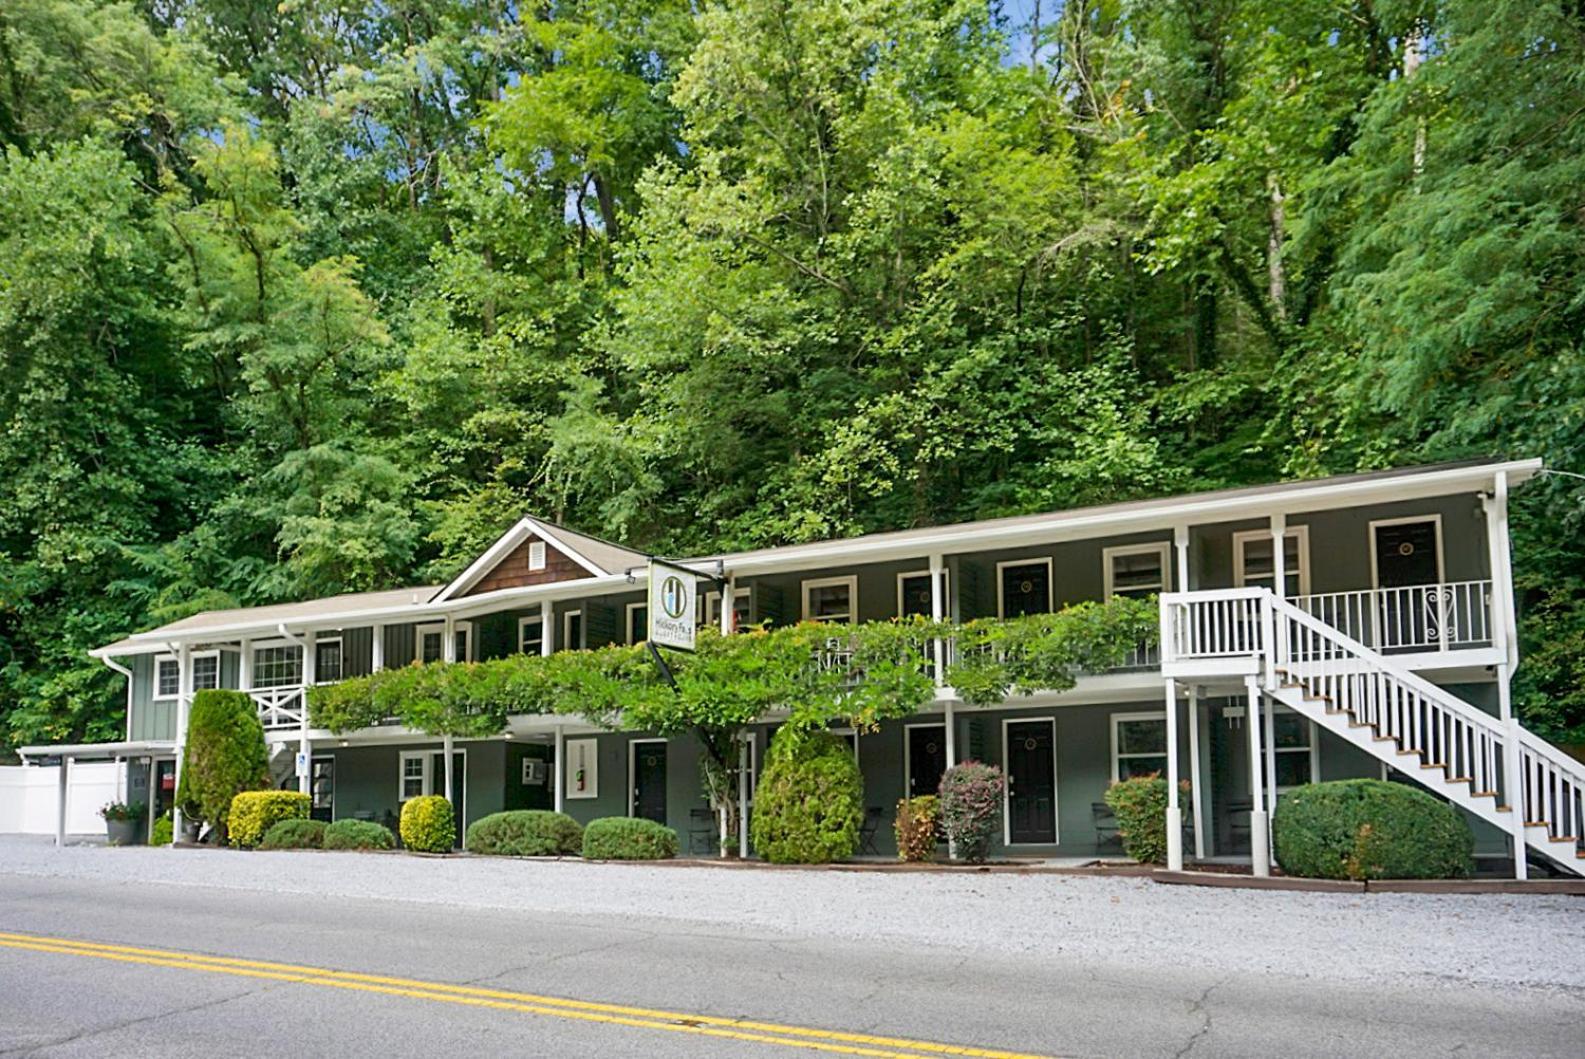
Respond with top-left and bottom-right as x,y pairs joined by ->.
429,515 -> 650,603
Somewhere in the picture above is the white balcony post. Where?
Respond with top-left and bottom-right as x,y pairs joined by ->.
1165,678 -> 1183,871
172,642 -> 192,840
541,600 -> 554,656
239,638 -> 253,692
442,615 -> 456,664
721,572 -> 737,634
1173,525 -> 1190,592
1245,675 -> 1271,877
1187,686 -> 1206,860
928,552 -> 946,688
552,726 -> 565,812
1269,514 -> 1287,601
1486,471 -> 1528,879
371,624 -> 385,673
299,630 -> 315,797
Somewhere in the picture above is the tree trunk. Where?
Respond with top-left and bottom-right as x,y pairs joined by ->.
1267,171 -> 1287,320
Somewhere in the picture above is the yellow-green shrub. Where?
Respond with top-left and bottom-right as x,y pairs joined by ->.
894,795 -> 939,862
228,791 -> 310,849
400,795 -> 455,853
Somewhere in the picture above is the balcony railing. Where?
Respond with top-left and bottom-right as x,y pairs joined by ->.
1291,580 -> 1493,653
251,685 -> 306,730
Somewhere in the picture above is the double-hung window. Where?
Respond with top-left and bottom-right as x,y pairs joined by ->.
190,652 -> 220,692
1233,527 -> 1310,597
153,656 -> 181,700
1111,712 -> 1169,782
802,576 -> 857,624
519,618 -> 544,655
399,752 -> 428,801
1103,543 -> 1171,599
252,644 -> 304,688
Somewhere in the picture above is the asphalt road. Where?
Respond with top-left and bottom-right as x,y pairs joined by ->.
0,871 -> 1580,1058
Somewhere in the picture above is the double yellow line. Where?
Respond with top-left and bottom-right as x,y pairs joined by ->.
0,930 -> 1052,1059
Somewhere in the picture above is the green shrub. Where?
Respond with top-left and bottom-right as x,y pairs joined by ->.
400,795 -> 456,853
750,731 -> 863,864
150,812 -> 173,846
260,817 -> 326,850
1103,775 -> 1190,865
466,810 -> 583,857
894,795 -> 939,862
939,761 -> 1004,864
176,689 -> 270,842
228,790 -> 310,848
1274,779 -> 1474,880
582,817 -> 678,860
323,819 -> 396,851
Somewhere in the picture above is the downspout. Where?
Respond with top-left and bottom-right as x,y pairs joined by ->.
96,653 -> 134,742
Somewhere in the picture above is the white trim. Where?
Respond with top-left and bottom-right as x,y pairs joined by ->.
563,609 -> 583,650
897,570 -> 948,619
903,722 -> 946,798
431,516 -> 615,603
995,557 -> 1054,618
627,738 -> 668,818
801,575 -> 858,623
1110,710 -> 1169,784
1368,514 -> 1446,588
1233,525 -> 1312,596
625,602 -> 647,645
1103,542 -> 1172,598
1001,716 -> 1059,846
517,616 -> 545,654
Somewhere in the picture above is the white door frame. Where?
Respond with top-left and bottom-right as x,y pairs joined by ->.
627,738 -> 668,818
1368,514 -> 1446,587
903,721 -> 947,798
1001,715 -> 1059,846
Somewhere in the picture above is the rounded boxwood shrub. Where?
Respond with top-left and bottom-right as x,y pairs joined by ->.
177,689 -> 270,843
582,817 -> 678,860
894,795 -> 939,862
323,819 -> 396,851
1274,779 -> 1474,880
400,795 -> 456,853
750,731 -> 863,864
260,817 -> 326,850
466,810 -> 583,857
939,761 -> 1004,864
228,790 -> 310,849
1103,775 -> 1190,865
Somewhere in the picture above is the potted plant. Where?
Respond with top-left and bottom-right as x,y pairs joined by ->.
99,801 -> 145,846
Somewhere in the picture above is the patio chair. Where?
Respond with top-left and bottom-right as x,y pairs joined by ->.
858,806 -> 885,856
688,808 -> 718,856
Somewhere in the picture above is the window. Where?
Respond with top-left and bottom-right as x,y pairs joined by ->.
252,644 -> 303,688
563,610 -> 583,650
153,656 -> 180,700
704,588 -> 751,632
802,576 -> 857,623
1234,527 -> 1310,597
518,618 -> 544,655
417,623 -> 471,663
314,637 -> 343,684
997,558 -> 1052,617
399,752 -> 428,801
1104,543 -> 1171,598
453,622 -> 472,662
1272,709 -> 1316,789
528,540 -> 547,571
898,571 -> 947,619
627,603 -> 647,645
1111,712 -> 1168,782
191,652 -> 220,691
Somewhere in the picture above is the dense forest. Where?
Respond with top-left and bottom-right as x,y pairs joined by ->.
2,0 -> 1583,755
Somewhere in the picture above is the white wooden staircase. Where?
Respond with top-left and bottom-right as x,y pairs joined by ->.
1163,587 -> 1585,877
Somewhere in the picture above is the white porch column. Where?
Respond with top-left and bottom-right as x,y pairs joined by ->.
552,726 -> 565,813
738,734 -> 751,858
1174,525 -> 1190,592
721,572 -> 737,634
1270,513 -> 1287,601
239,638 -> 253,692
1245,676 -> 1270,877
928,552 -> 947,686
1165,679 -> 1183,871
541,600 -> 555,656
443,615 -> 457,663
442,733 -> 456,806
55,754 -> 70,847
1486,471 -> 1528,879
172,642 -> 192,840
371,624 -> 385,673
299,630 -> 315,797
1187,686 -> 1206,861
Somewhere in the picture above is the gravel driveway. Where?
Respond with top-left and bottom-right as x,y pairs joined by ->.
3,837 -> 1581,994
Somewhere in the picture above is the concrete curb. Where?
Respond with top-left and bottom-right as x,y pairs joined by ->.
1152,869 -> 1585,895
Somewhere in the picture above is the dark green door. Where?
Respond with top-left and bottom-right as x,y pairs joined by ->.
633,742 -> 667,824
907,725 -> 947,797
1006,721 -> 1056,844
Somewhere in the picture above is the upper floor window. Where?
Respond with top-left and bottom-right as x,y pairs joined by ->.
704,588 -> 751,632
898,571 -> 947,619
314,637 -> 343,683
563,610 -> 584,649
627,603 -> 647,644
416,623 -> 471,664
519,617 -> 544,655
1111,711 -> 1168,782
191,652 -> 220,692
253,644 -> 303,688
1104,543 -> 1171,599
997,559 -> 1052,618
154,656 -> 180,700
802,576 -> 857,624
1233,527 -> 1310,597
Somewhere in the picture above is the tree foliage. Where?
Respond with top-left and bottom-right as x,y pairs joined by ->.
5,0 -> 1585,754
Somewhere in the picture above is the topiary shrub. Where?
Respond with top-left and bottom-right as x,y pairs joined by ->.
1274,779 -> 1474,880
400,795 -> 456,853
150,812 -> 173,846
750,730 -> 863,864
939,761 -> 1004,864
466,810 -> 583,857
228,790 -> 310,848
177,689 -> 270,843
323,819 -> 396,851
582,817 -> 679,860
260,817 -> 326,850
1103,775 -> 1190,865
894,795 -> 939,862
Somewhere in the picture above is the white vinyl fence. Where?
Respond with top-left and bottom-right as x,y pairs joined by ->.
0,762 -> 124,836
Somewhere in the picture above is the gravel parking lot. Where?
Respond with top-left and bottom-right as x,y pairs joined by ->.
3,836 -> 1582,994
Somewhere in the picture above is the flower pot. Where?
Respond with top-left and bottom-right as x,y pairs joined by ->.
105,818 -> 141,846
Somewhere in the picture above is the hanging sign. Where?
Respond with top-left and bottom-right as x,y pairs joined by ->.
647,560 -> 698,652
